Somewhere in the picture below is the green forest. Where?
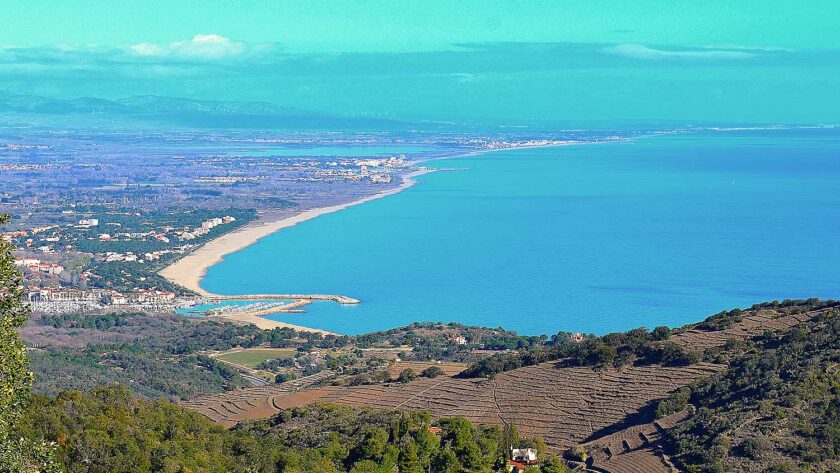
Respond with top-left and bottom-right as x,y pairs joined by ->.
662,310 -> 840,472
20,387 -> 569,473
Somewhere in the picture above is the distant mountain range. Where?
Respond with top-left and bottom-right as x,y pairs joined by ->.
0,92 -> 411,130
0,91 -> 311,115
0,91 -> 797,132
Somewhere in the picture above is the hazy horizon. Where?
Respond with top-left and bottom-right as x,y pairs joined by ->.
2,1 -> 839,125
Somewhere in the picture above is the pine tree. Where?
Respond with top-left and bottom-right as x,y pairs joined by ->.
0,212 -> 60,471
398,438 -> 423,473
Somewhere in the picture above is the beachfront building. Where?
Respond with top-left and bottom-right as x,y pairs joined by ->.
28,288 -> 111,303
127,289 -> 176,304
108,293 -> 128,305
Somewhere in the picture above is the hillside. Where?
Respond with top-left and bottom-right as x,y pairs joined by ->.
21,310 -> 531,401
661,309 -> 840,472
180,300 -> 839,472
21,385 -> 569,473
8,299 -> 839,472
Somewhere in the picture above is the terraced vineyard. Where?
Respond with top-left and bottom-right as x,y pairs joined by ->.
668,308 -> 817,350
181,369 -> 338,426
181,304 -> 836,470
386,360 -> 467,378
315,361 -> 724,447
578,410 -> 690,473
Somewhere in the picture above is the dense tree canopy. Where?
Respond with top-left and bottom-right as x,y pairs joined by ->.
20,388 -> 569,473
662,309 -> 840,472
0,212 -> 60,471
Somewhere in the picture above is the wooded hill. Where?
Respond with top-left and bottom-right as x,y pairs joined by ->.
179,299 -> 839,473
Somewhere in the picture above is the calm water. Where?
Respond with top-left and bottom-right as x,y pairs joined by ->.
203,129 -> 840,335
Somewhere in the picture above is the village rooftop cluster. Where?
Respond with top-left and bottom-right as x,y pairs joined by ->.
7,211 -> 246,314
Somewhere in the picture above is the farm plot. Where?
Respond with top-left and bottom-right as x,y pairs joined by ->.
181,369 -> 337,427
214,348 -> 295,369
386,361 -> 467,379
668,306 -> 830,350
195,360 -> 721,447
579,410 -> 689,473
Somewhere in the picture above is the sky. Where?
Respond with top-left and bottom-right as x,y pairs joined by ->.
1,0 -> 839,124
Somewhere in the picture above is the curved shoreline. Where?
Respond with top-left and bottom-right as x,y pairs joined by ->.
159,143 -> 582,333
205,311 -> 339,335
159,169 -> 435,297
158,143 -> 583,299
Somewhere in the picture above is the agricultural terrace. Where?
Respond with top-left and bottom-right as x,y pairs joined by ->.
214,348 -> 295,370
182,301 -> 838,458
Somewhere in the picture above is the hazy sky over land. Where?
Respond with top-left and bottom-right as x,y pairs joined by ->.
2,0 -> 839,124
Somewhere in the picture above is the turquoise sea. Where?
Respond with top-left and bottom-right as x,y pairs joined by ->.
203,129 -> 840,335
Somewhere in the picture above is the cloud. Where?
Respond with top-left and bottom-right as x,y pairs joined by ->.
0,39 -> 831,87
1,38 -> 838,125
706,44 -> 797,52
603,43 -> 757,60
129,34 -> 253,59
0,38 -> 818,73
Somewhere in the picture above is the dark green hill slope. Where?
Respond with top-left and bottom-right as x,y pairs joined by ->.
662,310 -> 840,472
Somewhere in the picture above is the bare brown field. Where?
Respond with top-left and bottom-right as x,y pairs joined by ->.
578,410 -> 690,473
317,361 -> 724,448
668,308 -> 817,350
181,369 -> 338,427
386,361 -> 467,379
181,305 -> 833,467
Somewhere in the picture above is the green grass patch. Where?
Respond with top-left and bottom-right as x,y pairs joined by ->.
215,348 -> 295,369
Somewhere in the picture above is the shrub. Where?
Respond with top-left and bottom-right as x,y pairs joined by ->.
420,366 -> 445,378
397,369 -> 417,383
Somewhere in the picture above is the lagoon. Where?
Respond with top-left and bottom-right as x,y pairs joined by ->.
203,129 -> 840,335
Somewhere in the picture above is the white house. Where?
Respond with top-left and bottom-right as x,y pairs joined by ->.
511,448 -> 538,464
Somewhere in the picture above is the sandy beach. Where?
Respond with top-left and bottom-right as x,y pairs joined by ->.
159,145 -> 583,333
159,169 -> 435,296
206,312 -> 338,335
159,142 -> 583,298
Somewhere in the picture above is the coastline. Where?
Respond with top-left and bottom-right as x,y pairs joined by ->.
158,142 -> 595,298
205,311 -> 338,335
158,142 -> 593,333
158,168 -> 436,297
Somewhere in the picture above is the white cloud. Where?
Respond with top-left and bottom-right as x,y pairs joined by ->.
129,34 -> 251,59
130,42 -> 165,56
603,43 -> 757,60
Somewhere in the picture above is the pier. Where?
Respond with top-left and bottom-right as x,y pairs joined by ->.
205,299 -> 314,318
206,294 -> 360,304
189,293 -> 357,335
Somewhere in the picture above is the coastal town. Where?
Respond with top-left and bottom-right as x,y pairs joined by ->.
2,129 -> 632,325
8,212 -> 249,314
